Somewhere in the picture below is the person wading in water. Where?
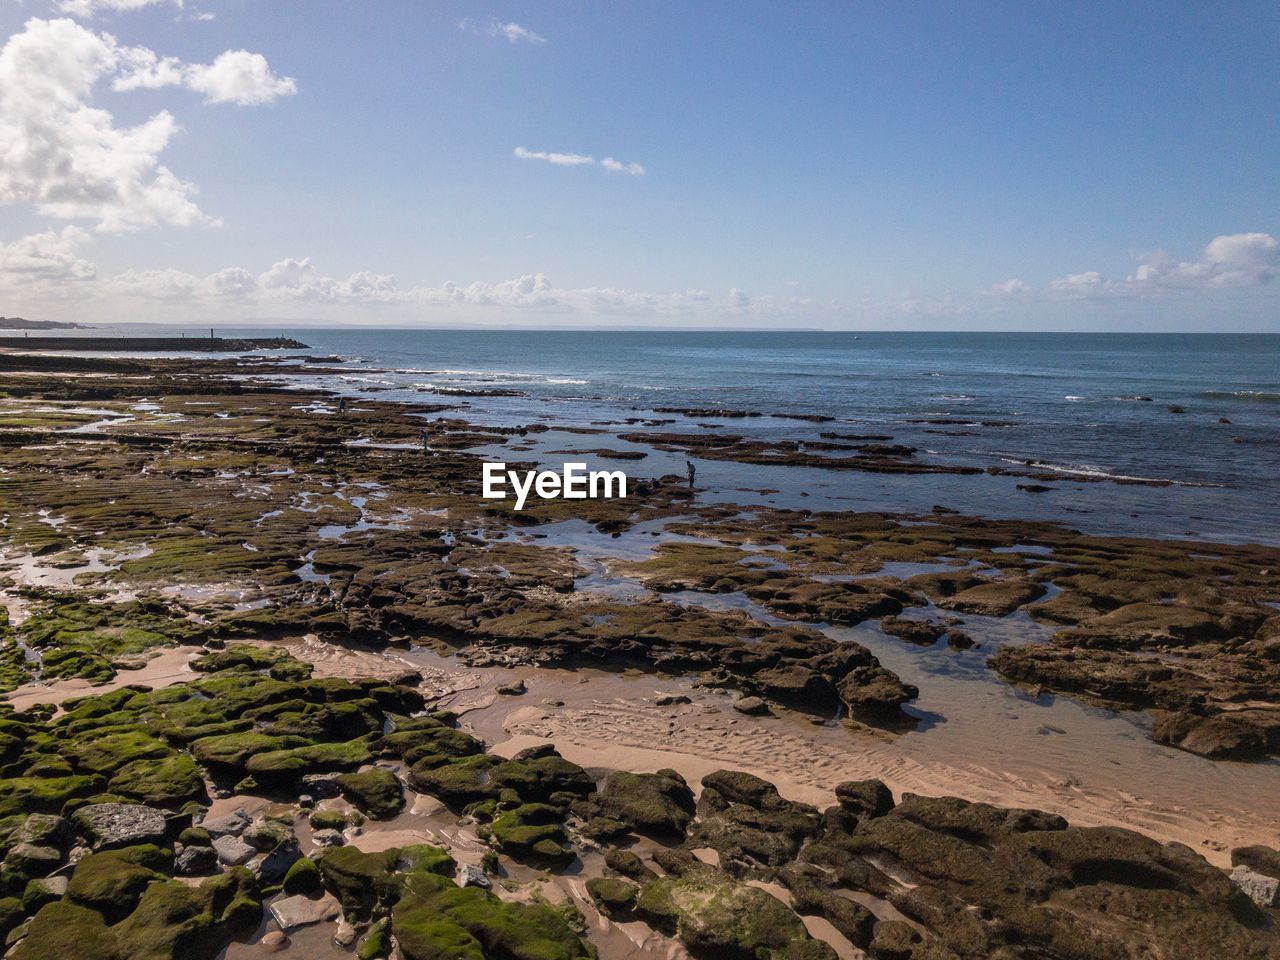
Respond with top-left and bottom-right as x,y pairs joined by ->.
686,460 -> 696,491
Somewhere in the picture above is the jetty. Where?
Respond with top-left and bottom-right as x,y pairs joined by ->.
0,335 -> 309,352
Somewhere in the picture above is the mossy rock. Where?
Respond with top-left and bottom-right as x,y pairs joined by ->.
335,769 -> 405,820
308,810 -> 348,831
357,917 -> 391,960
408,755 -> 499,807
66,845 -> 170,923
0,775 -> 105,819
111,866 -> 262,960
483,803 -> 573,869
188,732 -> 308,770
177,827 -> 210,847
392,870 -> 594,960
109,755 -> 206,808
9,900 -> 117,960
635,871 -> 827,960
590,770 -> 695,840
244,739 -> 373,787
0,895 -> 24,940
315,846 -> 406,921
586,877 -> 638,918
282,856 -> 321,896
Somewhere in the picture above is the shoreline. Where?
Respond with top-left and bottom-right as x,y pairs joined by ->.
0,352 -> 1277,958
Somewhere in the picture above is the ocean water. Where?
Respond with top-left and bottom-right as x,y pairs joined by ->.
16,329 -> 1280,544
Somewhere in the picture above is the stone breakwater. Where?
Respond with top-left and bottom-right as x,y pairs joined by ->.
0,335 -> 308,352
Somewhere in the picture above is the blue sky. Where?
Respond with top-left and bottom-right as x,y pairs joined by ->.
0,0 -> 1277,328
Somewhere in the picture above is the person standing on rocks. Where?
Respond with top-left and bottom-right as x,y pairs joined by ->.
686,460 -> 696,490
421,429 -> 430,453
337,397 -> 346,416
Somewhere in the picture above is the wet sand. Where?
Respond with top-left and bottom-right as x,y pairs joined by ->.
263,636 -> 1278,869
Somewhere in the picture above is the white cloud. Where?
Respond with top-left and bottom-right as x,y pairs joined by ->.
115,48 -> 296,105
989,278 -> 1030,296
1043,232 -> 1280,300
514,146 -> 594,167
0,227 -> 96,284
106,266 -> 202,298
0,18 -> 293,232
1130,232 -> 1278,288
601,157 -> 645,176
458,17 -> 545,44
515,147 -> 646,176
1048,271 -> 1111,298
258,257 -> 399,303
56,0 -> 177,16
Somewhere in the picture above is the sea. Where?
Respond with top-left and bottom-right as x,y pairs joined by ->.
11,329 -> 1280,545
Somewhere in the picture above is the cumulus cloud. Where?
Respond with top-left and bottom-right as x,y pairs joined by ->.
1044,233 -> 1280,299
1130,233 -> 1278,288
0,227 -> 97,284
117,48 -> 297,105
458,18 -> 545,44
0,18 -> 293,232
515,147 -> 646,175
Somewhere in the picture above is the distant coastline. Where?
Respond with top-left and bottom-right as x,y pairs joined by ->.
0,316 -> 89,330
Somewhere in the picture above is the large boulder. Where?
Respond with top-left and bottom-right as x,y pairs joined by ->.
72,803 -> 167,851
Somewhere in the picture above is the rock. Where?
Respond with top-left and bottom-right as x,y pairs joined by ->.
335,768 -> 405,819
270,893 -> 339,930
586,876 -> 638,918
23,875 -> 67,908
692,770 -> 822,879
837,668 -> 918,717
946,630 -> 975,650
834,780 -> 895,819
260,930 -> 290,953
732,696 -> 771,716
253,839 -> 303,884
311,828 -> 345,848
200,808 -> 251,837
72,803 -> 167,850
879,617 -> 945,645
457,863 -> 491,888
587,770 -> 696,840
245,817 -> 294,851
173,844 -> 217,875
496,679 -> 527,696
299,773 -> 341,798
654,693 -> 691,706
283,856 -> 321,895
868,919 -> 921,959
1231,864 -> 1280,907
936,578 -> 1047,617
1152,710 -> 1268,761
334,917 -> 357,947
3,843 -> 61,882
1232,844 -> 1280,880
212,834 -> 255,866
13,815 -> 73,851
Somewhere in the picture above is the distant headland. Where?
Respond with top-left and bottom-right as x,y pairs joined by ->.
0,316 -> 89,330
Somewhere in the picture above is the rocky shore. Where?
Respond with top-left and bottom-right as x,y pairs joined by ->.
0,353 -> 1277,959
